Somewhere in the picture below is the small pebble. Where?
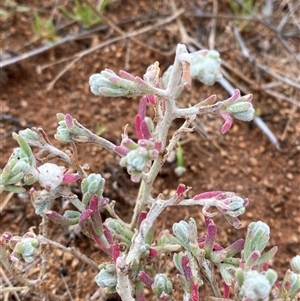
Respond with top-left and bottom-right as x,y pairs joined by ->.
236,184 -> 243,191
251,176 -> 257,182
20,100 -> 28,108
231,124 -> 239,133
291,235 -> 299,243
190,165 -> 197,172
198,162 -> 204,169
232,168 -> 239,175
249,157 -> 258,166
220,165 -> 226,171
273,207 -> 281,213
239,142 -> 247,148
71,258 -> 79,269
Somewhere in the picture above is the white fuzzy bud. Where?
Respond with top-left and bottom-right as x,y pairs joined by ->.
240,270 -> 272,301
38,163 -> 65,190
190,50 -> 222,86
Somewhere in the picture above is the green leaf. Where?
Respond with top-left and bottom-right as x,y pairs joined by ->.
13,133 -> 33,159
3,184 -> 26,193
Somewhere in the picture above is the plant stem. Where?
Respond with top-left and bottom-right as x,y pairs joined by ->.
201,259 -> 221,297
116,256 -> 135,301
128,44 -> 186,231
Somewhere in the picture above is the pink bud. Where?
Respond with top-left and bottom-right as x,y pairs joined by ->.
227,89 -> 241,103
176,183 -> 186,196
45,210 -> 78,226
149,247 -> 159,257
135,115 -> 143,139
103,225 -> 113,245
147,94 -> 156,105
112,243 -> 120,263
191,283 -> 199,301
115,146 -> 129,156
134,76 -> 147,86
99,197 -> 109,207
62,173 -> 80,184
213,244 -> 224,251
65,113 -> 73,128
119,70 -> 135,81
218,110 -> 233,134
205,221 -> 217,255
139,271 -> 154,287
121,137 -> 138,149
89,194 -> 99,211
140,120 -> 152,139
239,93 -> 253,102
137,211 -> 147,229
138,139 -> 153,148
182,255 -> 192,281
104,68 -> 116,75
284,279 -> 292,290
108,76 -> 124,85
79,209 -> 93,228
262,262 -> 269,271
197,94 -> 217,106
222,281 -> 230,298
138,96 -> 147,119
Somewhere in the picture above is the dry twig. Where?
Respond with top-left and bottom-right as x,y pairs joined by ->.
0,266 -> 23,301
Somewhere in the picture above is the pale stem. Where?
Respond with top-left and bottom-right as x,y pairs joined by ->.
174,101 -> 223,118
116,256 -> 135,301
183,292 -> 191,301
43,144 -> 73,165
175,198 -> 217,207
126,198 -> 168,265
201,259 -> 221,297
126,197 -> 219,265
87,132 -> 117,152
164,117 -> 196,159
165,44 -> 187,98
70,118 -> 117,152
155,244 -> 182,253
129,44 -> 185,230
129,179 -> 146,229
174,106 -> 198,117
38,214 -> 48,295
